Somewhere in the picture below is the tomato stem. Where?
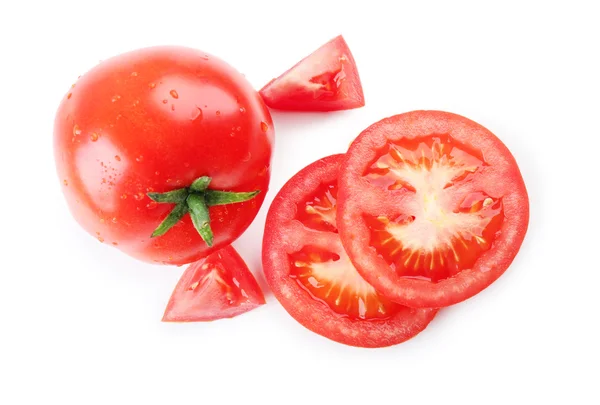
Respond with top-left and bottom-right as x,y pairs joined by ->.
147,176 -> 260,246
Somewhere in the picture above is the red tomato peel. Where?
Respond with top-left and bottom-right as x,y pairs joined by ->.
54,46 -> 274,265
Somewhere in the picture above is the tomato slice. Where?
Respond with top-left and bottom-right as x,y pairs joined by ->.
162,246 -> 265,322
259,35 -> 365,112
337,111 -> 530,308
262,154 -> 437,347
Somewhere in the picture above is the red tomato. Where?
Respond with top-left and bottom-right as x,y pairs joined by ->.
54,46 -> 274,265
337,111 -> 530,308
162,245 -> 265,322
259,35 -> 365,112
262,154 -> 437,348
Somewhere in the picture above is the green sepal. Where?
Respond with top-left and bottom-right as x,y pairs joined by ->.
150,202 -> 189,238
147,188 -> 189,204
205,190 -> 260,206
186,194 -> 214,247
190,176 -> 212,192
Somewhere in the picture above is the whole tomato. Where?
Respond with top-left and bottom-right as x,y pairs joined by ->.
54,46 -> 274,265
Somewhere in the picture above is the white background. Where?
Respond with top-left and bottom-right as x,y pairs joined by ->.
1,1 -> 599,404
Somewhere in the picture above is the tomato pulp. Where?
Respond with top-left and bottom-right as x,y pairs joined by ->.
162,245 -> 265,322
337,111 -> 529,308
262,155 -> 437,347
54,46 -> 274,265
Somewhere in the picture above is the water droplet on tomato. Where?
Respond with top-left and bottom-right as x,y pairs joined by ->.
239,107 -> 246,113
132,99 -> 140,107
121,194 -> 128,199
90,132 -> 99,142
183,162 -> 190,168
191,107 -> 203,121
146,201 -> 158,209
73,124 -> 82,136
230,132 -> 235,137
216,110 -> 221,116
236,126 -> 241,132
63,179 -> 68,186
111,95 -> 121,103
115,155 -> 121,161
155,171 -> 160,176
242,152 -> 252,162
136,155 -> 144,163
260,122 -> 269,132
166,178 -> 172,183
170,90 -> 179,99
131,71 -> 138,77
149,82 -> 156,89
147,186 -> 154,192
134,192 -> 145,201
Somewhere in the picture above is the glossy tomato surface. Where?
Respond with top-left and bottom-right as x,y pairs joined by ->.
162,245 -> 265,322
262,154 -> 437,348
259,35 -> 365,112
54,46 -> 274,265
337,111 -> 529,308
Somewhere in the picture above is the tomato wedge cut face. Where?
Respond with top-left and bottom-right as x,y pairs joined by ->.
262,155 -> 437,347
338,111 -> 530,308
259,35 -> 365,112
162,246 -> 265,322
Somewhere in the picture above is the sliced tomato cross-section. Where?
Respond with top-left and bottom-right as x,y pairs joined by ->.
338,111 -> 530,308
162,245 -> 265,322
259,35 -> 365,112
262,154 -> 437,348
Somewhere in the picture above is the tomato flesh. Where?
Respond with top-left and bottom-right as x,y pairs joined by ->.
363,135 -> 504,282
262,155 -> 437,347
162,245 -> 265,322
259,35 -> 365,112
337,111 -> 530,308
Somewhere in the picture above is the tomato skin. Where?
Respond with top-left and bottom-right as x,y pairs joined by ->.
54,46 -> 274,265
337,111 -> 530,308
162,245 -> 265,322
263,154 -> 437,348
259,35 -> 365,112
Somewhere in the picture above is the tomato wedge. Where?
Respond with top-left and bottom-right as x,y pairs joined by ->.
162,246 -> 265,322
259,35 -> 365,112
337,111 -> 530,308
262,154 -> 437,347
